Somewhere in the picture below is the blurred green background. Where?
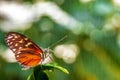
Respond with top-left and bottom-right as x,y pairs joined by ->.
0,0 -> 120,80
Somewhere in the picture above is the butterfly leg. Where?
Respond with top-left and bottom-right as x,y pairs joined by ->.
22,66 -> 31,70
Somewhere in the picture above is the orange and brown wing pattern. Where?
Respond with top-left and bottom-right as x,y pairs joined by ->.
5,32 -> 43,67
15,50 -> 41,67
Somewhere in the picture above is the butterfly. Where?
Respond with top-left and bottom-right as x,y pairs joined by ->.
5,32 -> 49,70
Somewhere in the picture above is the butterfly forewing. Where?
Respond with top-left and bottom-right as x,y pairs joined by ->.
5,32 -> 43,67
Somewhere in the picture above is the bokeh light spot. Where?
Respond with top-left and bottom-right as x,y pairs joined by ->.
54,44 -> 79,64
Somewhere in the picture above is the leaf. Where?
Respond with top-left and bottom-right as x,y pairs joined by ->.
27,69 -> 49,80
43,62 -> 69,74
27,73 -> 35,80
27,62 -> 69,80
34,70 -> 49,80
34,62 -> 69,74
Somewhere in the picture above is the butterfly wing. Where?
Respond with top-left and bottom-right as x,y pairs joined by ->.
15,49 -> 41,67
5,32 -> 43,67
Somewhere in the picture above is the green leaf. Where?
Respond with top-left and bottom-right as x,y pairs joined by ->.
27,69 -> 49,80
34,62 -> 69,74
34,70 -> 49,80
43,62 -> 69,74
27,73 -> 35,80
27,62 -> 69,80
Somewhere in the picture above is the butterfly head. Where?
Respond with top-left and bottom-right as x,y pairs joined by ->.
43,48 -> 50,57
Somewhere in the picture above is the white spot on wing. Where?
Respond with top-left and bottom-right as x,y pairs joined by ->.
12,39 -> 15,40
25,42 -> 32,47
19,47 -> 22,49
24,38 -> 28,41
12,49 -> 16,51
14,36 -> 18,38
17,52 -> 21,54
15,43 -> 18,46
6,40 -> 10,42
9,42 -> 13,45
19,39 -> 23,43
11,34 -> 16,36
16,55 -> 19,57
7,36 -> 13,39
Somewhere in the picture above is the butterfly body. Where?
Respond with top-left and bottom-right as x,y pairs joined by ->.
5,32 -> 46,68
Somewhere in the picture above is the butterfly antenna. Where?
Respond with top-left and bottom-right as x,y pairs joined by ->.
48,35 -> 67,49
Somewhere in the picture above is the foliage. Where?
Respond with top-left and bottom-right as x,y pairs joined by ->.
27,62 -> 69,80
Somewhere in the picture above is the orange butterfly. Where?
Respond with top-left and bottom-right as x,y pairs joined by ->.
5,32 -> 49,70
